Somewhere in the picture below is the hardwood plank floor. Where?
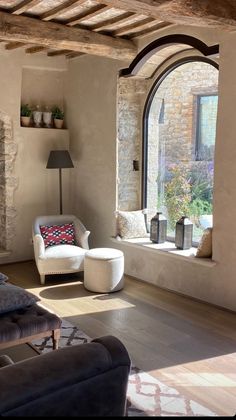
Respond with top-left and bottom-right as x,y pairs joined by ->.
1,260 -> 236,416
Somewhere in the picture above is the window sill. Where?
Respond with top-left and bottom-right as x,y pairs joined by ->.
110,237 -> 216,267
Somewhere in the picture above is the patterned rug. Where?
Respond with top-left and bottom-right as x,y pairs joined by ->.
32,319 -> 217,417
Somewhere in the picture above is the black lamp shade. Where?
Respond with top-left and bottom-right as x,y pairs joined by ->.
46,150 -> 74,215
46,150 -> 74,169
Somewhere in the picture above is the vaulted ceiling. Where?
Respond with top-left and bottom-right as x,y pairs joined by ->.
0,1 -> 233,61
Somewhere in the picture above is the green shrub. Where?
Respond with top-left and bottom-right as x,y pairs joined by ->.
189,198 -> 212,217
164,166 -> 191,230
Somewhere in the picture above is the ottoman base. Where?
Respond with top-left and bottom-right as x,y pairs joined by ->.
84,248 -> 124,293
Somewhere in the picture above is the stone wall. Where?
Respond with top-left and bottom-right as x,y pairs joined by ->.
117,77 -> 148,210
0,111 -> 17,251
147,61 -> 218,211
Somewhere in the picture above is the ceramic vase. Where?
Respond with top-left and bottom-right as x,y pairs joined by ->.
54,118 -> 64,129
43,111 -> 52,128
21,116 -> 31,127
33,111 -> 43,128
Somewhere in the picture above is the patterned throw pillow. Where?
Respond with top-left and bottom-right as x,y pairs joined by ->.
40,223 -> 76,248
116,210 -> 149,239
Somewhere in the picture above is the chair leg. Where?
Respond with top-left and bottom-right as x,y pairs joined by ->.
40,274 -> 45,285
52,329 -> 61,350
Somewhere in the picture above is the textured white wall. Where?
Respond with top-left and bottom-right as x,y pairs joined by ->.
0,47 -> 70,263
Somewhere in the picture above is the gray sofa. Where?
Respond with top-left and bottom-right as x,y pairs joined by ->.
0,335 -> 131,417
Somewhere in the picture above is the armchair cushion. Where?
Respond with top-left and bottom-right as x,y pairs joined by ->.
40,223 -> 76,248
38,245 -> 86,274
0,283 -> 40,315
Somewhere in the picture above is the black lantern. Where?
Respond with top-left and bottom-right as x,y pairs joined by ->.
150,212 -> 167,243
175,216 -> 193,249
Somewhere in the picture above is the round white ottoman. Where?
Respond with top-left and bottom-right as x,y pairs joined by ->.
84,248 -> 124,293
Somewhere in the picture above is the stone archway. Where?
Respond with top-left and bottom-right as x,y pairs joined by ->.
0,111 -> 17,251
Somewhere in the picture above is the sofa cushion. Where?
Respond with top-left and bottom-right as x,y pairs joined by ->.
40,223 -> 76,248
0,273 -> 8,284
0,303 -> 61,343
116,210 -> 149,239
0,283 -> 39,315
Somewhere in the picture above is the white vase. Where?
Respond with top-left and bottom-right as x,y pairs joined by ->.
43,111 -> 52,128
33,111 -> 43,128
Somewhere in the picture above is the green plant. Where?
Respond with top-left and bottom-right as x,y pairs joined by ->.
164,166 -> 191,230
20,104 -> 32,117
52,106 -> 64,120
189,198 -> 212,217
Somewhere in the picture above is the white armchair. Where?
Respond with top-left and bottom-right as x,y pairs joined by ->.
32,215 -> 90,285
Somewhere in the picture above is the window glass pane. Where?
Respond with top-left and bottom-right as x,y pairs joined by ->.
146,61 -> 218,243
197,95 -> 218,160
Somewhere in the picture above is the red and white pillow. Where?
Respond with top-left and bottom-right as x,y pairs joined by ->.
40,223 -> 76,248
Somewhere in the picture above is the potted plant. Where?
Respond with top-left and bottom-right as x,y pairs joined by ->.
20,104 -> 32,127
52,106 -> 64,129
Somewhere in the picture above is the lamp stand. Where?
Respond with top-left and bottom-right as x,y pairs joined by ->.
59,168 -> 63,215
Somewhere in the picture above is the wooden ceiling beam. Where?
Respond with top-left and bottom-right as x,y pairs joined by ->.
65,51 -> 85,59
5,42 -> 27,50
11,0 -> 43,15
47,49 -> 72,56
112,17 -> 155,36
66,4 -> 111,26
0,10 -> 136,61
128,22 -> 174,38
101,0 -> 236,29
41,0 -> 87,22
91,11 -> 135,31
25,45 -> 47,53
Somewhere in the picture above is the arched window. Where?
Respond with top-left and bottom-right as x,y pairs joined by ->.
143,59 -> 219,243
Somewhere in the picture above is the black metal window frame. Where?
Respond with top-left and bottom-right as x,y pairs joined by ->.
142,56 -> 219,244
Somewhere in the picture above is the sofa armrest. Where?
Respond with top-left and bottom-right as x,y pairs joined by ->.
74,219 -> 90,249
33,234 -> 45,259
0,336 -> 131,417
0,355 -> 14,368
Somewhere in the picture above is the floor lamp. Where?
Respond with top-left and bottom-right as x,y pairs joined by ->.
46,150 -> 74,214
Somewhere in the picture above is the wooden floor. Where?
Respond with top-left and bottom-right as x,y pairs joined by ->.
1,260 -> 236,416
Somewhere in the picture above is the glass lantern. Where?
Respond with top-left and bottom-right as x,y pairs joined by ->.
175,216 -> 193,249
150,212 -> 167,243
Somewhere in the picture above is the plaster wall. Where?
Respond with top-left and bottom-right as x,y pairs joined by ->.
1,24 -> 235,310
66,26 -> 236,311
65,55 -> 126,248
0,47 -> 70,263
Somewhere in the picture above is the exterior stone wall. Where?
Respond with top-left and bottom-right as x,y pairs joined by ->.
0,112 -> 17,251
147,61 -> 218,211
117,78 -> 148,210
117,61 -> 218,216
